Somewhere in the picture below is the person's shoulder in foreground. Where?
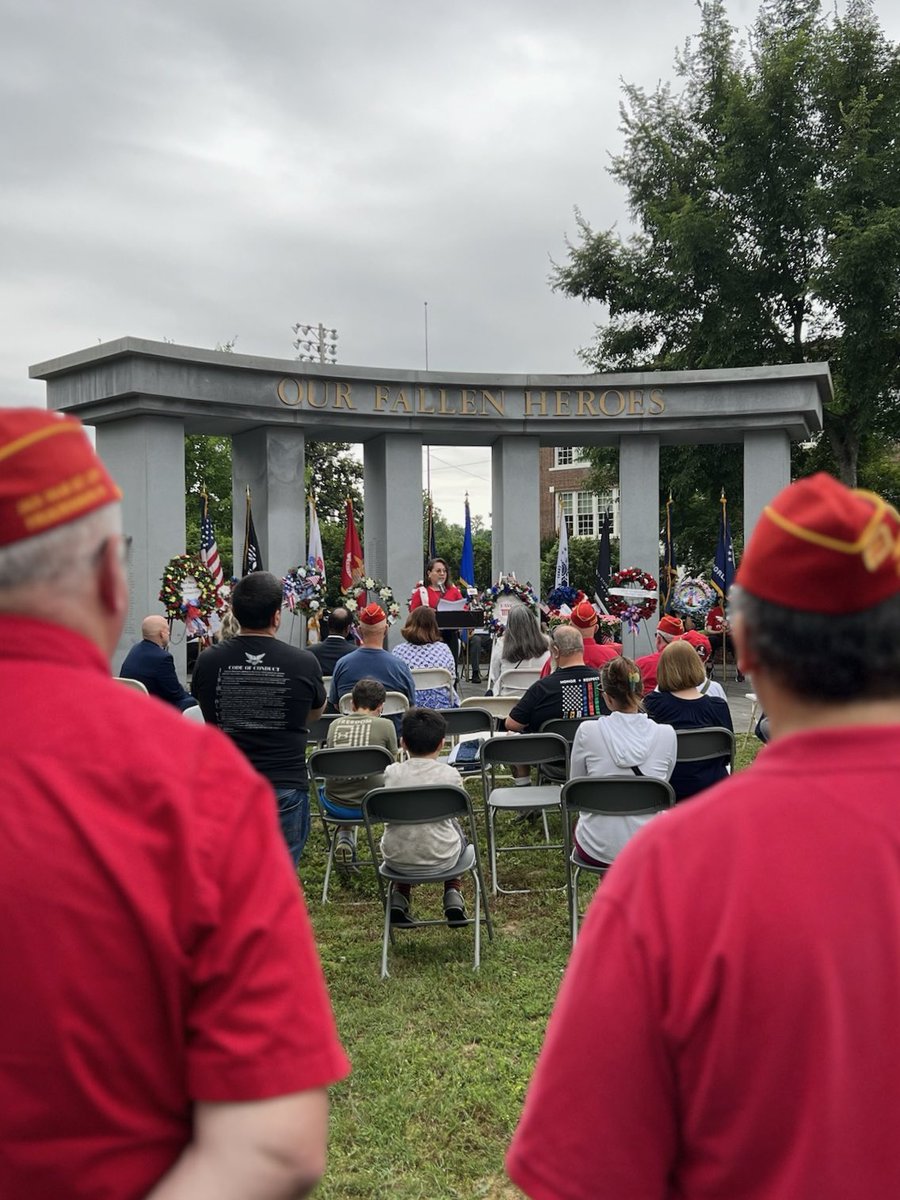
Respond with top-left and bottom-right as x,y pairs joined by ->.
508,473 -> 900,1200
0,408 -> 347,1200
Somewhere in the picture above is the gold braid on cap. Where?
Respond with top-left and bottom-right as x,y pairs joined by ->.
762,490 -> 900,574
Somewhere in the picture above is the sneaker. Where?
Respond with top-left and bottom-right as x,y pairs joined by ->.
334,828 -> 357,865
443,887 -> 467,927
390,889 -> 414,925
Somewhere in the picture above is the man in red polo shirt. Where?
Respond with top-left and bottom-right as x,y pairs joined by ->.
508,474 -> 900,1199
0,409 -> 349,1199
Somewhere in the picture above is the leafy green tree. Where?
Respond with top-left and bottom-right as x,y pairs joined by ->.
306,442 -> 363,524
185,435 -> 234,576
555,0 -> 900,490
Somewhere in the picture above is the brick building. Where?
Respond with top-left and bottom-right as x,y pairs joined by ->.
540,447 -> 619,542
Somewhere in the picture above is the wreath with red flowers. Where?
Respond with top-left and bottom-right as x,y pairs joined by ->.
159,554 -> 218,624
607,567 -> 658,626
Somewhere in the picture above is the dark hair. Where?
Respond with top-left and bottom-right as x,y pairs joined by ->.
351,677 -> 386,710
400,706 -> 447,755
733,587 -> 900,701
232,572 -> 282,629
656,640 -> 705,692
402,605 -> 441,645
501,605 -> 549,662
327,607 -> 353,636
600,656 -> 644,707
425,557 -> 450,580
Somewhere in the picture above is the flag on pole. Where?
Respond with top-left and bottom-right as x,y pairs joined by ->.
307,496 -> 325,580
595,508 -> 612,610
459,495 -> 475,591
426,497 -> 437,562
340,498 -> 365,591
661,492 -> 677,612
241,487 -> 263,576
199,491 -> 225,604
712,490 -> 736,600
554,498 -> 570,590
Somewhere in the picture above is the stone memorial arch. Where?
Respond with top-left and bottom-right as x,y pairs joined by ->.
30,338 -> 829,669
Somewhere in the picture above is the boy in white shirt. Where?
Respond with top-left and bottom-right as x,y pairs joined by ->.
380,707 -> 469,927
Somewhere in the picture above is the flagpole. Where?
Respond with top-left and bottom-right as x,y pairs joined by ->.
243,487 -> 251,577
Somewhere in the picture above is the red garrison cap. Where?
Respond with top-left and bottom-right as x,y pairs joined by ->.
657,615 -> 684,638
735,473 -> 900,614
683,629 -> 712,660
359,602 -> 387,625
0,408 -> 121,547
570,600 -> 598,629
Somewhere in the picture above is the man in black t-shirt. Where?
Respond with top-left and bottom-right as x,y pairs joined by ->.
192,572 -> 325,866
506,624 -> 608,733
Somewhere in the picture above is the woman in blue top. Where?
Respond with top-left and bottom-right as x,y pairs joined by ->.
392,606 -> 460,709
644,639 -> 733,801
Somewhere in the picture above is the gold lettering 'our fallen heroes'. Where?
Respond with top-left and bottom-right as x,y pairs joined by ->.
276,379 -> 665,417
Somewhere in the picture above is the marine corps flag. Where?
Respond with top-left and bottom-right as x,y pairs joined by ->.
341,498 -> 365,591
241,487 -> 263,576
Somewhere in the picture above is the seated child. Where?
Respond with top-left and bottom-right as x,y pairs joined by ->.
324,678 -> 398,864
379,707 -> 469,927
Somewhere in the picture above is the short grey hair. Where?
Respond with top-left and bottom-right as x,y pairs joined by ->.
0,503 -> 122,592
551,624 -> 583,657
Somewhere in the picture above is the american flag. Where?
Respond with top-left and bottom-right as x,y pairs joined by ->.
200,493 -> 224,594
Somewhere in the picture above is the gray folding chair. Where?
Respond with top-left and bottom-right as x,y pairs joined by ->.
439,707 -> 495,780
538,716 -> 597,783
675,726 -> 735,774
307,713 -> 341,747
561,775 -> 675,944
362,784 -> 493,979
480,732 -> 570,895
307,745 -> 396,902
339,690 -> 410,717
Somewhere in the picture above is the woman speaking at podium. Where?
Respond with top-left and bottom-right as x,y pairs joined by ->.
409,556 -> 464,663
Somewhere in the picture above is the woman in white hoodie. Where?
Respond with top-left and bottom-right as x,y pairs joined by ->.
570,656 -> 677,868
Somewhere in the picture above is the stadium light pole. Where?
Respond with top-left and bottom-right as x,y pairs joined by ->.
292,322 -> 338,364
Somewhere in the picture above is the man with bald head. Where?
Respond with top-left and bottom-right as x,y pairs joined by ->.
119,612 -> 197,710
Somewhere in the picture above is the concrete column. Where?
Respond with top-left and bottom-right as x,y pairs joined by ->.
233,426 -> 306,643
618,434 -> 660,579
96,414 -> 186,675
491,436 -> 541,597
744,429 -> 790,547
363,434 -> 423,645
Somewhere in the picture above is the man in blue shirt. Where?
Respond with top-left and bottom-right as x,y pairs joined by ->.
329,603 -> 415,724
120,615 -> 197,710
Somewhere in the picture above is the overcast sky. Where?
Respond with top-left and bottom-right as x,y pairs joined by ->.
4,0 -> 897,527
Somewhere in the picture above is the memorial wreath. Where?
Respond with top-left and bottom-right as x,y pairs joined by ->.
480,576 -> 538,633
607,567 -> 658,634
159,554 -> 218,625
341,577 -> 402,625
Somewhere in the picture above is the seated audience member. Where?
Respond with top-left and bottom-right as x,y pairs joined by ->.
329,603 -> 416,723
120,614 -> 198,710
635,614 -> 684,691
539,601 -> 620,678
488,604 -> 551,694
309,606 -> 357,674
505,623 -> 608,735
392,605 -> 459,708
645,639 -> 733,800
323,678 -> 398,866
706,600 -> 744,680
570,656 -> 676,869
380,708 -> 471,927
682,629 -> 727,699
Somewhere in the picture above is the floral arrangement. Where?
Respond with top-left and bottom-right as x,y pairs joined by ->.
159,554 -> 218,629
341,577 -> 402,625
480,575 -> 538,633
282,565 -> 325,615
546,585 -> 585,611
607,567 -> 658,634
670,577 -> 716,623
597,613 -> 623,642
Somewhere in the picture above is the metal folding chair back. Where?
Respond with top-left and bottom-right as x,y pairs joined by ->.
480,732 -> 570,895
339,690 -> 410,716
496,667 -> 541,696
561,775 -> 675,944
307,713 -> 341,747
116,677 -> 149,695
409,667 -> 455,699
537,716 -> 597,783
675,726 -> 735,773
438,707 -> 495,777
460,694 -> 519,727
362,784 -> 493,978
307,745 -> 396,902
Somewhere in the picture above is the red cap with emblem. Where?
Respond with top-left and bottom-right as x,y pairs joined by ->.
735,473 -> 900,614
359,602 -> 387,625
0,408 -> 121,548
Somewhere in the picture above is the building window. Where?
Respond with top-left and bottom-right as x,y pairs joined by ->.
556,489 -> 617,538
553,447 -> 588,468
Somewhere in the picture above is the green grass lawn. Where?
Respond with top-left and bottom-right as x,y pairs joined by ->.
304,734 -> 762,1198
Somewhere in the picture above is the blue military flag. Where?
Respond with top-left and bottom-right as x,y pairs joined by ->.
712,490 -> 735,600
459,496 -> 475,591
